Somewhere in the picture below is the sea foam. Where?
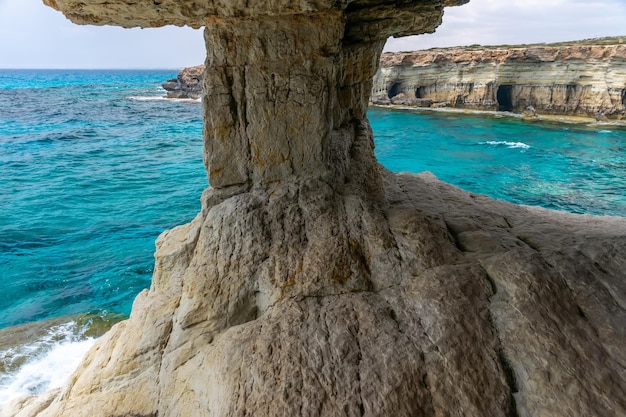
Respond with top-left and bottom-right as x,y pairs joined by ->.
127,95 -> 201,103
0,322 -> 96,408
481,140 -> 531,149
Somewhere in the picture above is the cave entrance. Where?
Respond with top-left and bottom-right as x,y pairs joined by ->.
497,85 -> 514,112
388,82 -> 402,99
622,89 -> 626,106
415,86 -> 426,98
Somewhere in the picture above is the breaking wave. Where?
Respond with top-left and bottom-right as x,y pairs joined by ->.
481,140 -> 531,149
127,95 -> 201,103
0,320 -> 96,407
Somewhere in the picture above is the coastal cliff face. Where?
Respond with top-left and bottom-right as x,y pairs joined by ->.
5,0 -> 625,416
372,45 -> 626,119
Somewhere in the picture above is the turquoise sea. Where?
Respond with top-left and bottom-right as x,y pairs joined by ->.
0,69 -> 624,405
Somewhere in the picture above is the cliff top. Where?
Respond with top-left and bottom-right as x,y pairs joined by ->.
381,36 -> 626,65
475,35 -> 624,49
407,35 -> 626,52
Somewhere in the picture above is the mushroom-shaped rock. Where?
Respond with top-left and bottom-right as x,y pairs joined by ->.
4,0 -> 624,416
46,0 -> 468,189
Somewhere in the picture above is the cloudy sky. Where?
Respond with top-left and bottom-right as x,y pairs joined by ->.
0,0 -> 625,68
386,0 -> 626,52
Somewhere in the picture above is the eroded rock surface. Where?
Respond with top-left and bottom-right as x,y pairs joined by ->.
372,45 -> 626,119
6,169 -> 626,417
6,0 -> 624,416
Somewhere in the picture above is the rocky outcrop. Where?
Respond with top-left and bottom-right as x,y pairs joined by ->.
7,169 -> 626,417
162,65 -> 204,99
8,0 -> 624,416
372,45 -> 626,119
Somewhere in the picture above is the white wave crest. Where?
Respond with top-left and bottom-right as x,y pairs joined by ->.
481,141 -> 531,149
0,322 -> 96,408
127,95 -> 201,103
127,95 -> 168,101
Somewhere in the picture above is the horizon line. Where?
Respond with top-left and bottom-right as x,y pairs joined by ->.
0,67 -> 191,71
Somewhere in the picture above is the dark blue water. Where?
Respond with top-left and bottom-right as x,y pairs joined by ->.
1,70 -> 625,330
0,69 -> 625,405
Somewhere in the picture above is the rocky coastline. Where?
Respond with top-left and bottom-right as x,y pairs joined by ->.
7,1 -> 626,416
372,43 -> 626,120
164,41 -> 626,120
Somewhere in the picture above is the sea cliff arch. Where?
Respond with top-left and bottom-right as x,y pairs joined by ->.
8,1 -> 625,416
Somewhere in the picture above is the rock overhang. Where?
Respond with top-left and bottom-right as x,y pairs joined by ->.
43,0 -> 469,39
5,2 -> 624,417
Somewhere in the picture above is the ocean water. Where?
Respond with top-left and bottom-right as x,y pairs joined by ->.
370,108 -> 625,216
0,69 -> 624,406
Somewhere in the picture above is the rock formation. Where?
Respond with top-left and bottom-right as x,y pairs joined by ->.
162,65 -> 204,99
372,44 -> 626,119
5,0 -> 625,416
163,43 -> 626,119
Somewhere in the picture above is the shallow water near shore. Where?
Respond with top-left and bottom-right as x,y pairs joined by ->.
0,69 -> 624,406
369,107 -> 626,215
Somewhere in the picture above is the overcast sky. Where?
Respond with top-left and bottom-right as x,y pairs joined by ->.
386,0 -> 626,52
0,0 -> 625,69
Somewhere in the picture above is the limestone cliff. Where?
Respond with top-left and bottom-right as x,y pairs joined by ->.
5,0 -> 625,416
372,44 -> 626,119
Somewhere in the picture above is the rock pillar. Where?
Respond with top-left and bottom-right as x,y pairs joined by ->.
9,1 -> 623,417
202,12 -> 383,190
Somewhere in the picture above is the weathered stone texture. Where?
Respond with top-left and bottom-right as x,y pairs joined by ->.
372,45 -> 626,118
5,0 -> 624,416
5,169 -> 626,417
